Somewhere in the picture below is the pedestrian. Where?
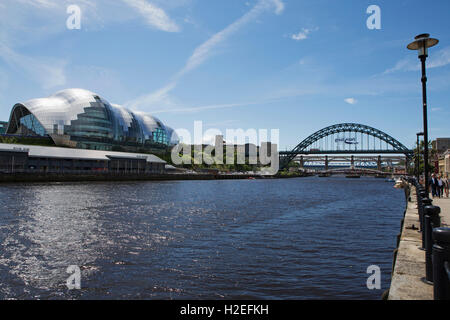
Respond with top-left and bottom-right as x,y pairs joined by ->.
443,174 -> 449,198
437,175 -> 444,198
430,173 -> 438,198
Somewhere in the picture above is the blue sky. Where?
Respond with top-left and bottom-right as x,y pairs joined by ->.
0,0 -> 449,150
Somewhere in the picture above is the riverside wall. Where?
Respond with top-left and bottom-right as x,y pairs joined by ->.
0,172 -> 309,183
388,185 -> 434,300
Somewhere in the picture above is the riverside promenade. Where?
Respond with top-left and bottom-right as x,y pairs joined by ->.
388,187 -> 450,300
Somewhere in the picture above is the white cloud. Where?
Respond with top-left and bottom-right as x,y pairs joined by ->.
0,0 -> 180,47
15,0 -> 59,8
178,0 -> 283,76
0,0 -> 181,91
383,57 -> 417,74
0,44 -> 66,89
151,101 -> 262,114
344,98 -> 357,105
121,0 -> 180,32
428,46 -> 450,68
384,46 -> 450,74
272,0 -> 285,15
291,27 -> 318,41
125,82 -> 178,111
125,0 -> 284,111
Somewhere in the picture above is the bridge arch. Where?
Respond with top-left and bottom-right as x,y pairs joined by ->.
280,123 -> 413,169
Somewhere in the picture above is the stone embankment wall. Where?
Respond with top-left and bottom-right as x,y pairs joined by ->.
388,184 -> 433,300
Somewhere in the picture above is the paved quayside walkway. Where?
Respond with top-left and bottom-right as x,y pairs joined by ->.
432,197 -> 450,227
388,188 -> 450,300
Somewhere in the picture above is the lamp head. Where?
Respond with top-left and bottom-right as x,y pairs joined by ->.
407,34 -> 439,58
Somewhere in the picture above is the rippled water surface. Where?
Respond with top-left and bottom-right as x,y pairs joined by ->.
0,176 -> 405,299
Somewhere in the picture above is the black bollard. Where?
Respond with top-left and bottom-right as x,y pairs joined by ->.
417,189 -> 424,204
420,198 -> 433,247
432,228 -> 450,300
419,191 -> 427,205
424,205 -> 441,282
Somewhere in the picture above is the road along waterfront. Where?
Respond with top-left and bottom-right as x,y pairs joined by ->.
0,176 -> 405,299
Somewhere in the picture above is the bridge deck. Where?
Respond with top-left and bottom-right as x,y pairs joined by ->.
280,150 -> 413,155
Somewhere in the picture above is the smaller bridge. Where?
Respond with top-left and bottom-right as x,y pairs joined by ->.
293,155 -> 406,172
316,168 -> 403,177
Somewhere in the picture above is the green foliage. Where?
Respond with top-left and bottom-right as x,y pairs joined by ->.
413,140 -> 435,175
278,170 -> 305,177
0,136 -> 18,144
287,161 -> 300,168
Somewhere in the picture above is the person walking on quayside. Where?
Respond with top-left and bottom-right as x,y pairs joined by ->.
444,174 -> 449,198
437,175 -> 444,198
430,173 -> 438,198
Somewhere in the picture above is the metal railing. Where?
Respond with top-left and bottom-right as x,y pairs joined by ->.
411,178 -> 450,300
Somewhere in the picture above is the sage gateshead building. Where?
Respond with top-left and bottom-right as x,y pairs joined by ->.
5,88 -> 179,152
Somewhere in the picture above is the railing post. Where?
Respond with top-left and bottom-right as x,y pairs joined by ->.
424,205 -> 441,282
432,228 -> 450,300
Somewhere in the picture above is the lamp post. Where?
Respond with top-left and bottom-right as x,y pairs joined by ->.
416,132 -> 424,182
407,34 -> 439,194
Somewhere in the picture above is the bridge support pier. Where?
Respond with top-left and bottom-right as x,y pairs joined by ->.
351,155 -> 354,169
300,156 -> 304,168
377,156 -> 382,171
325,155 -> 328,171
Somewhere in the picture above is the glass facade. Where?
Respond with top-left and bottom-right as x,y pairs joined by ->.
6,89 -> 179,151
20,114 -> 49,136
0,121 -> 8,134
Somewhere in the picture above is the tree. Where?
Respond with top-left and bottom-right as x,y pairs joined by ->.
414,140 -> 435,175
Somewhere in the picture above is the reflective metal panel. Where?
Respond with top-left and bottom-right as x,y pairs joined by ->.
6,89 -> 173,149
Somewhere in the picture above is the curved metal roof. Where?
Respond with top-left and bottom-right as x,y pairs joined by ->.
6,88 -> 178,146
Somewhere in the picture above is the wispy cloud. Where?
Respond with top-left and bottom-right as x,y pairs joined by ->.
125,82 -> 178,111
383,58 -> 417,74
125,0 -> 284,111
152,100 -> 264,114
344,98 -> 357,105
429,46 -> 450,68
0,44 -> 66,89
16,0 -> 58,8
384,46 -> 450,74
291,27 -> 318,41
1,0 -> 180,47
121,0 -> 180,32
0,0 -> 181,90
272,0 -> 285,14
178,0 -> 283,77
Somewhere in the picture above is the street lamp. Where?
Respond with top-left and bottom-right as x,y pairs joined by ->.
407,33 -> 439,194
416,132 -> 424,181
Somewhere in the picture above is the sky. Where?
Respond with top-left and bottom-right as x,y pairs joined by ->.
0,0 -> 449,150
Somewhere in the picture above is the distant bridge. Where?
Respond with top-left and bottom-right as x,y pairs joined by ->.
316,168 -> 403,177
293,155 -> 405,171
280,123 -> 413,170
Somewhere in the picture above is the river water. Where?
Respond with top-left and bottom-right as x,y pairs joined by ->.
0,176 -> 405,299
